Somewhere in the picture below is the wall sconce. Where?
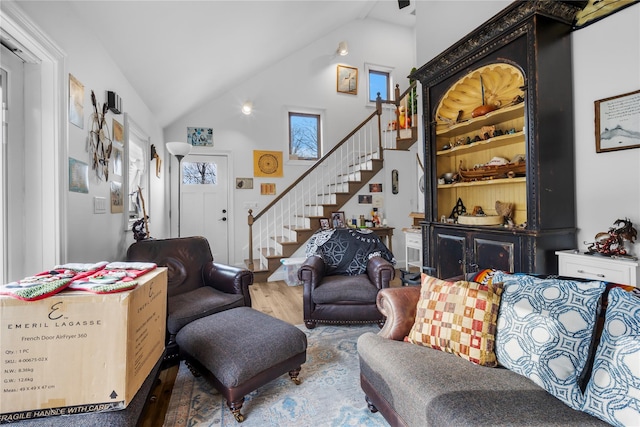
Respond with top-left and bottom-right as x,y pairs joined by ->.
166,141 -> 192,237
337,41 -> 349,56
241,101 -> 253,115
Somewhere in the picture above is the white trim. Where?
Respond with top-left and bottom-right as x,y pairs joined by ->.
1,1 -> 67,269
365,62 -> 395,107
124,114 -> 151,231
284,105 -> 325,164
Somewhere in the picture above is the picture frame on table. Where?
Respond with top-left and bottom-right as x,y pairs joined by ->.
595,89 -> 640,153
331,211 -> 346,228
319,218 -> 331,230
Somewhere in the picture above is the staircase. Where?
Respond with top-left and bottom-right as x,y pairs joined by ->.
246,84 -> 418,282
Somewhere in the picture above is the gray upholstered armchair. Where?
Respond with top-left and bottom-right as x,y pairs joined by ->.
299,228 -> 396,329
126,236 -> 253,362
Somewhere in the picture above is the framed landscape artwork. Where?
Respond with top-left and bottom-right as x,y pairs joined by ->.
595,89 -> 640,153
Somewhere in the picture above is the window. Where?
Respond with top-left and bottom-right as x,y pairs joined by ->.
183,162 -> 217,184
366,63 -> 394,104
289,111 -> 321,161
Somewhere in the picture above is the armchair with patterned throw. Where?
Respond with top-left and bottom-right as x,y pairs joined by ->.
299,228 -> 396,329
126,236 -> 253,363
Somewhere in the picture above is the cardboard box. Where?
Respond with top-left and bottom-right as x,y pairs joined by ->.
0,267 -> 167,422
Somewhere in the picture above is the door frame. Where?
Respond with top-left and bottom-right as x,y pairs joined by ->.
170,150 -> 235,263
0,4 -> 67,278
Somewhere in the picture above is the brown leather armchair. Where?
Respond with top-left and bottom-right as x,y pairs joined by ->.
126,236 -> 253,362
298,228 -> 396,329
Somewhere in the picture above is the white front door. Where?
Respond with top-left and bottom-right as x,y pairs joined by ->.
180,154 -> 230,263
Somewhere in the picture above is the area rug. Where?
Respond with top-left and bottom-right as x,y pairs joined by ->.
163,324 -> 390,427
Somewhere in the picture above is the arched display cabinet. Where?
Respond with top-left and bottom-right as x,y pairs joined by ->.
412,1 -> 585,278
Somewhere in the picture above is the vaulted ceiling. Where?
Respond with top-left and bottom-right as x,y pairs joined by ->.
67,1 -> 416,128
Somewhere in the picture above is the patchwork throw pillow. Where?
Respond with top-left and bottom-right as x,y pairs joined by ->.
581,288 -> 640,427
406,274 -> 504,366
493,271 -> 606,410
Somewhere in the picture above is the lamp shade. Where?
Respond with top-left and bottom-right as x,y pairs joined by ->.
166,141 -> 192,158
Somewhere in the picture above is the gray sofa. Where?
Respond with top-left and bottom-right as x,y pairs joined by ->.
357,285 -> 609,427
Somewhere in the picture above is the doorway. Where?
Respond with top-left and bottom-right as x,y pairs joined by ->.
179,154 -> 230,263
1,44 -> 25,283
0,4 -> 66,281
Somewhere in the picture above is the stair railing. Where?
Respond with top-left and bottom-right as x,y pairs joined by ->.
247,96 -> 383,271
379,81 -> 418,149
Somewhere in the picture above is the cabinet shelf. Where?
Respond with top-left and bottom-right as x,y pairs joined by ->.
416,1 -> 579,278
436,131 -> 525,157
435,103 -> 525,138
437,176 -> 525,189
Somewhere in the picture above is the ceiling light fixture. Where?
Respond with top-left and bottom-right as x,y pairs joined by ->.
337,41 -> 348,56
241,101 -> 253,115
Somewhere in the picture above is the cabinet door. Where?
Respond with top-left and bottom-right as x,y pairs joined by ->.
473,235 -> 518,273
434,230 -> 466,279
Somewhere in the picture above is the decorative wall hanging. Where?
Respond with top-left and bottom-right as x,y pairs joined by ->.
595,89 -> 640,153
87,90 -> 113,180
337,65 -> 358,95
358,194 -> 372,204
110,181 -> 123,213
574,0 -> 639,29
254,150 -> 283,177
112,147 -> 123,176
260,183 -> 276,195
369,183 -> 382,193
112,118 -> 124,145
68,157 -> 89,193
187,127 -> 213,147
150,144 -> 161,178
69,74 -> 84,129
236,177 -> 254,189
392,169 -> 399,194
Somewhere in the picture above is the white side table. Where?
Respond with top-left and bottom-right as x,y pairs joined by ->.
404,228 -> 422,270
556,250 -> 639,287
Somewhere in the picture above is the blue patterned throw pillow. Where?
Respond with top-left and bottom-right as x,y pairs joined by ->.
493,271 -> 606,410
581,287 -> 640,426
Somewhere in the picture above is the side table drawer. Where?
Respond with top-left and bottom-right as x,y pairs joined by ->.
556,250 -> 638,286
405,232 -> 422,248
561,259 -> 631,284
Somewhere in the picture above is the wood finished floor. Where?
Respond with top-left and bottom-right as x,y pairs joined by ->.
139,273 -> 405,426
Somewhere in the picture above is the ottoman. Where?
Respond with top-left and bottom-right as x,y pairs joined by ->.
175,306 -> 307,422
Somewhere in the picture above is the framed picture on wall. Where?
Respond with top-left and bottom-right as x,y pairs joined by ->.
337,65 -> 358,95
595,89 -> 640,153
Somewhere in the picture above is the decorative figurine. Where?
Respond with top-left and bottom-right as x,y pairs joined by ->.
132,216 -> 150,242
585,218 -> 637,257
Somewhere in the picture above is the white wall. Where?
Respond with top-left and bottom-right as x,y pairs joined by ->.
12,1 -> 166,263
415,1 -> 640,259
165,18 -> 416,266
572,4 -> 640,257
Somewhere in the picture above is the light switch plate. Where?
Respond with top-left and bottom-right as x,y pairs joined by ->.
94,196 -> 106,214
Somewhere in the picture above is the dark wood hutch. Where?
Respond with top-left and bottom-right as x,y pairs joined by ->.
412,1 -> 586,278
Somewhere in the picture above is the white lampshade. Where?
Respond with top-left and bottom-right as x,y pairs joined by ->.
337,41 -> 348,56
166,141 -> 192,158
